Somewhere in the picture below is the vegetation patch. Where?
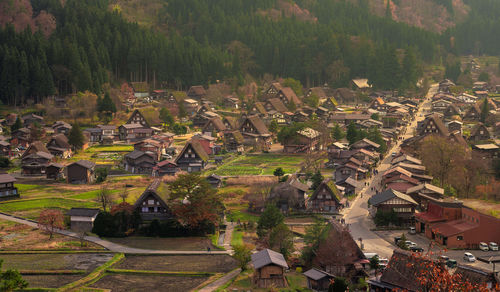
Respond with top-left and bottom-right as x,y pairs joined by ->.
107,268 -> 216,277
88,273 -> 209,292
115,255 -> 237,273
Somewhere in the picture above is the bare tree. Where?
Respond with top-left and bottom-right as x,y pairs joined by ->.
38,209 -> 65,240
77,230 -> 87,247
119,187 -> 129,203
95,185 -> 113,212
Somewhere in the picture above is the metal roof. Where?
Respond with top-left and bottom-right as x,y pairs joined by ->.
251,249 -> 288,270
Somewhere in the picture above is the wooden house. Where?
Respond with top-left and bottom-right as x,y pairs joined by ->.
463,104 -> 481,121
350,138 -> 380,152
333,88 -> 356,104
223,97 -> 239,109
265,98 -> 288,113
370,97 -> 387,112
191,134 -> 217,155
97,125 -> 118,141
368,189 -> 417,225
468,123 -> 490,142
308,179 -> 343,213
183,98 -> 199,115
454,265 -> 500,289
134,179 -> 173,221
153,160 -> 179,177
447,120 -> 463,134
292,111 -> 309,123
21,151 -> 53,176
322,97 -> 338,110
443,104 -> 461,118
239,115 -> 272,151
131,82 -> 149,98
21,141 -> 49,159
312,222 -> 367,284
67,208 -> 100,232
124,150 -> 156,174
251,249 -> 289,288
83,128 -> 103,143
306,87 -> 329,100
202,117 -> 226,136
263,82 -> 283,99
0,174 -> 19,201
175,140 -> 209,172
336,177 -> 364,196
303,268 -> 335,292
46,134 -> 72,158
134,139 -> 164,161
127,109 -> 150,128
431,99 -> 452,112
223,130 -> 244,153
222,116 -> 239,130
66,160 -> 96,184
52,121 -> 72,135
0,140 -> 10,156
417,114 -> 449,137
192,111 -> 219,128
10,128 -> 31,147
283,127 -> 322,154
187,85 -> 207,100
21,113 -> 44,127
118,124 -> 152,142
46,163 -> 64,180
268,179 -> 308,212
277,87 -> 301,107
438,79 -> 455,93
406,183 -> 444,209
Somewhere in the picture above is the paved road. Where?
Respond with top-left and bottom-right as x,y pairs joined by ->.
0,212 -> 231,255
342,84 -> 436,259
198,268 -> 241,292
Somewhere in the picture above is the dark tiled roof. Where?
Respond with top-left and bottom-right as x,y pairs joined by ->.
203,117 -> 226,132
303,268 -> 334,281
67,208 -> 100,217
368,189 -> 417,206
71,160 -> 96,169
246,115 -> 269,135
251,249 -> 288,269
0,174 -> 15,184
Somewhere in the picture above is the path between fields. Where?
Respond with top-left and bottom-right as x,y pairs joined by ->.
0,213 -> 230,255
198,268 -> 241,292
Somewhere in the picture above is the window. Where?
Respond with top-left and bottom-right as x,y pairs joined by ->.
457,235 -> 463,241
142,207 -> 148,212
148,200 -> 154,204
393,207 -> 412,213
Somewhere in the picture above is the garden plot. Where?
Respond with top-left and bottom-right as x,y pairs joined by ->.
90,274 -> 209,292
115,255 -> 237,273
0,253 -> 113,271
212,154 -> 305,176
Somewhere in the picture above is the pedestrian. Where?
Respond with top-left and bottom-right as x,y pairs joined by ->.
207,246 -> 211,253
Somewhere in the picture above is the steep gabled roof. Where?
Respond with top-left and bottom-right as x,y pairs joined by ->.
133,178 -> 170,209
69,160 -> 95,170
303,268 -> 334,281
67,208 -> 100,217
243,115 -> 269,135
126,109 -> 150,127
470,122 -> 490,138
222,116 -> 239,129
352,78 -> 371,89
175,140 -> 209,163
22,141 -> 50,159
310,178 -> 340,202
203,117 -> 226,132
406,183 -> 444,195
279,87 -> 301,105
187,85 -> 207,97
368,189 -> 417,206
418,114 -> 449,136
266,98 -> 288,113
251,249 -> 288,269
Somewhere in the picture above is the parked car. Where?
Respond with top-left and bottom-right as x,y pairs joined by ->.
463,252 -> 476,262
394,236 -> 402,244
439,255 -> 449,262
405,241 -> 417,248
410,246 -> 424,252
479,242 -> 489,251
409,227 -> 416,234
446,259 -> 457,268
489,242 -> 499,251
378,258 -> 389,270
364,253 -> 379,260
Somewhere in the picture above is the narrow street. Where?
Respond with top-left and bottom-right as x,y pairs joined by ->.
342,84 -> 436,258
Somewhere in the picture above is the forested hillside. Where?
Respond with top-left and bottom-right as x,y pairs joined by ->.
1,0 -> 499,106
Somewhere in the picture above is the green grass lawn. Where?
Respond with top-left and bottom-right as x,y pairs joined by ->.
227,210 -> 259,223
212,154 -> 305,176
87,145 -> 134,152
0,198 -> 99,218
69,189 -> 120,200
231,230 -> 243,247
16,184 -> 48,192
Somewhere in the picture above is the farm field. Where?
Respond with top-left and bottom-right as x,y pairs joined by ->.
22,274 -> 84,289
115,255 -> 237,273
0,219 -> 103,250
0,253 -> 113,271
105,236 -> 219,251
0,198 -> 100,219
211,154 -> 305,176
90,274 -> 209,292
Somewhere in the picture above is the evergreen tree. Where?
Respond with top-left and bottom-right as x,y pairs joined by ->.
178,102 -> 187,118
331,123 -> 345,141
311,170 -> 324,190
257,204 -> 284,238
478,71 -> 490,82
68,123 -> 85,151
385,0 -> 392,19
287,99 -> 297,112
160,107 -> 174,126
480,98 -> 489,124
11,117 -> 22,132
445,61 -> 461,83
402,47 -> 418,88
0,259 -> 28,292
269,120 -> 279,134
346,123 -> 359,145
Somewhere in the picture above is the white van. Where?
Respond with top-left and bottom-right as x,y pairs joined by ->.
363,253 -> 379,260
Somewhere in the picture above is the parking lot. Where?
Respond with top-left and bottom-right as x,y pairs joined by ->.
374,229 -> 498,271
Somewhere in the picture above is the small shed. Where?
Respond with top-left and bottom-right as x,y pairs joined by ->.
303,268 -> 335,291
46,163 -> 64,180
67,208 -> 100,232
206,174 -> 222,188
251,249 -> 289,288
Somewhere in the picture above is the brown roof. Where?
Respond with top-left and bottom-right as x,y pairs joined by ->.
379,249 -> 445,291
267,98 -> 288,113
222,116 -> 239,129
418,114 -> 449,136
70,160 -> 96,169
48,134 -> 70,149
176,140 -> 209,162
253,102 -> 267,115
226,130 -> 244,144
245,115 -> 269,135
279,87 -> 301,105
470,122 -> 490,138
203,117 -> 226,132
0,174 -> 15,184
187,85 -> 207,97
432,219 -> 478,236
454,265 -> 499,287
308,87 -> 328,99
22,141 -> 50,159
334,88 -> 356,102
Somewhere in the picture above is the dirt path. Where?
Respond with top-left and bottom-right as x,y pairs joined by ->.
197,268 -> 241,292
0,212 -> 230,255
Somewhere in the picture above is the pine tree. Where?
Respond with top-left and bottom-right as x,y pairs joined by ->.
402,47 -> 418,88
331,123 -> 345,141
68,123 -> 85,151
11,117 -> 22,132
160,107 -> 174,126
346,123 -> 359,145
480,98 -> 489,124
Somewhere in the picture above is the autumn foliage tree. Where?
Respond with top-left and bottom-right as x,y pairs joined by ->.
167,173 -> 224,229
38,209 -> 64,240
